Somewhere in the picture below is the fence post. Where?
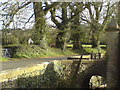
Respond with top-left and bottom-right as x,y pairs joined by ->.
98,52 -> 101,59
91,51 -> 93,59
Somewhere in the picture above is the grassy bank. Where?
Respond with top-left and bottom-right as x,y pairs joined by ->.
2,44 -> 106,59
13,45 -> 86,58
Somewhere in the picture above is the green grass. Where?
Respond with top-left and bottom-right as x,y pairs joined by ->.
66,44 -> 73,48
84,48 -> 106,54
100,45 -> 106,47
13,45 -> 83,58
66,44 -> 106,48
0,57 -> 10,62
66,44 -> 106,54
3,44 -> 106,59
82,45 -> 92,48
66,44 -> 92,48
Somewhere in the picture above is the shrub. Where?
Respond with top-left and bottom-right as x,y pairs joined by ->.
46,27 -> 58,47
2,35 -> 19,45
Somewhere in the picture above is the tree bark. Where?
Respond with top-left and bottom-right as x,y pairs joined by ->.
55,31 -> 66,50
72,33 -> 83,50
33,2 -> 47,49
51,2 -> 83,50
72,4 -> 83,50
56,3 -> 68,50
91,31 -> 97,48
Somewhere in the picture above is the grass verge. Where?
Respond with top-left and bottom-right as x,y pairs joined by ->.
2,44 -> 106,59
13,45 -> 86,59
0,57 -> 10,62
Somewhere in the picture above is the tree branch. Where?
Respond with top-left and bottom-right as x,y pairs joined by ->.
56,16 -> 62,20
50,9 -> 61,28
3,2 -> 31,29
24,13 -> 34,27
44,2 -> 59,13
85,3 -> 95,22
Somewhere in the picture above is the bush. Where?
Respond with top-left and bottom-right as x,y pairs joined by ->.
19,35 -> 30,44
2,29 -> 33,45
2,35 -> 19,45
46,27 -> 58,47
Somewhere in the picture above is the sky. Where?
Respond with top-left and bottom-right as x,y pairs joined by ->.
0,1 -> 57,30
0,0 -> 117,30
0,2 -> 33,30
1,0 -> 120,2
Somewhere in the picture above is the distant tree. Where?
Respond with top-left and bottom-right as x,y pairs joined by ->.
50,2 -> 69,50
1,1 -> 59,49
50,2 -> 84,50
33,2 -> 59,49
0,1 -> 31,30
70,2 -> 84,50
81,2 -> 116,48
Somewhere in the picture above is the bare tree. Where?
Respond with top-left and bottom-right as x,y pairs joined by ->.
81,2 -> 116,48
70,2 -> 84,50
50,2 -> 84,50
1,1 -> 59,49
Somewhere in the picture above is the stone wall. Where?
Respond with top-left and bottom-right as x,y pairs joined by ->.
0,60 -> 96,88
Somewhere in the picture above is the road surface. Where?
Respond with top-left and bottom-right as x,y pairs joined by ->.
1,56 -> 67,71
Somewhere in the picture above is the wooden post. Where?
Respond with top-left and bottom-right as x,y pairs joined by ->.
98,52 -> 101,59
91,53 -> 93,59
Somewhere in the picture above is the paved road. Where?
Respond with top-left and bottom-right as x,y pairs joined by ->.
1,56 -> 67,71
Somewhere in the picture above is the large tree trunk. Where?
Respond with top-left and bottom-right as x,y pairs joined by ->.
72,5 -> 83,50
72,33 -> 83,50
56,31 -> 66,50
55,3 -> 68,50
33,2 -> 47,49
91,30 -> 98,48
